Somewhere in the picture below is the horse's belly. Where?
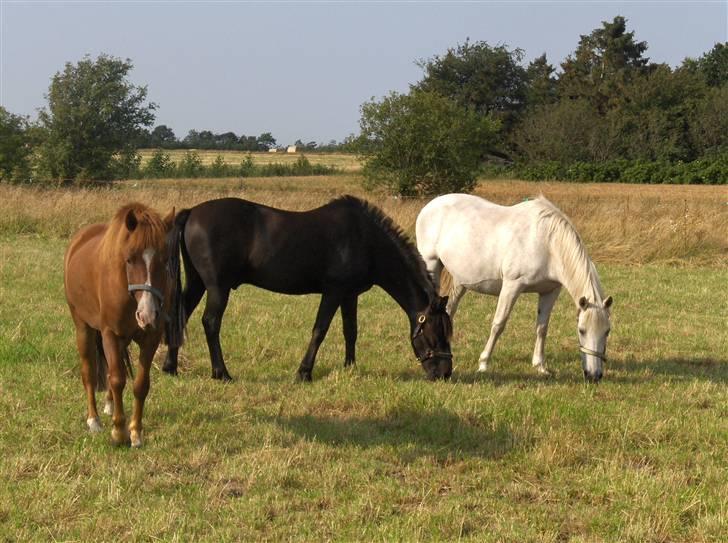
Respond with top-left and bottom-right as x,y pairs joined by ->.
465,279 -> 502,295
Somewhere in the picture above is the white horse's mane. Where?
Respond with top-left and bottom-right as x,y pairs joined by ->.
533,196 -> 604,303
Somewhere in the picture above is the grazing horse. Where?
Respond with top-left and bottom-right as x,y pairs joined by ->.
163,196 -> 453,382
64,204 -> 174,446
416,194 -> 613,382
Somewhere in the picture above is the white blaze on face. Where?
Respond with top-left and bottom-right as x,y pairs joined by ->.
135,248 -> 158,329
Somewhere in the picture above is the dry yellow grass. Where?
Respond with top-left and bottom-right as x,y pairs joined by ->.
137,149 -> 362,172
1,176 -> 725,266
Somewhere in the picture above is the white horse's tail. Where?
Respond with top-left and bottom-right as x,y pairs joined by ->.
438,267 -> 455,297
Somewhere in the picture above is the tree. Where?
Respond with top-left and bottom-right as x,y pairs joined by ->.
559,16 -> 650,112
256,132 -> 277,150
416,39 -> 528,130
525,54 -> 558,108
354,90 -> 499,196
683,42 -> 728,87
149,125 -> 177,147
38,54 -> 156,181
0,107 -> 33,182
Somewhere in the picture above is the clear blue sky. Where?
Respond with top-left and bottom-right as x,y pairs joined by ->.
1,1 -> 726,145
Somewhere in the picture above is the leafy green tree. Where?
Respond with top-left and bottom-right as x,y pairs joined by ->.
559,16 -> 650,112
416,39 -> 528,130
682,42 -> 728,87
525,54 -> 558,108
256,132 -> 277,150
149,125 -> 177,147
355,90 -> 499,196
0,107 -> 33,182
38,54 -> 156,181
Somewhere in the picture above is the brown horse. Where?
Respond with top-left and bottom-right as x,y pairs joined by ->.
64,203 -> 174,447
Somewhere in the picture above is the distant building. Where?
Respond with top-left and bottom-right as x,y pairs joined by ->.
268,148 -> 278,153
286,145 -> 297,154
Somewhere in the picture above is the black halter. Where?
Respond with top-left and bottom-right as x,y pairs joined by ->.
412,313 -> 453,363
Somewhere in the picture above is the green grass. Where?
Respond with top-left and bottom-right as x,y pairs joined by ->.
1,233 -> 726,541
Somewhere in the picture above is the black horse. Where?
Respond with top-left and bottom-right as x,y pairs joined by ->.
164,196 -> 452,381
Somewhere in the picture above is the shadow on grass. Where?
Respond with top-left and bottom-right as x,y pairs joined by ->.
267,407 -> 519,462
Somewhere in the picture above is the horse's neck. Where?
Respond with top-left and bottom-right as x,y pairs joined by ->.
374,237 -> 431,324
550,241 -> 603,306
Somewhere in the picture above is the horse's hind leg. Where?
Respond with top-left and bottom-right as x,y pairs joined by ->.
73,319 -> 102,432
478,280 -> 522,372
341,294 -> 357,367
163,272 -> 206,375
202,286 -> 233,381
532,287 -> 560,375
297,292 -> 341,382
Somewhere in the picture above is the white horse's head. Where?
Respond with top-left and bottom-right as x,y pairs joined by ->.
577,295 -> 613,382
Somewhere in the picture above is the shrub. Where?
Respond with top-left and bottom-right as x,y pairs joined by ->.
143,149 -> 175,178
177,151 -> 204,178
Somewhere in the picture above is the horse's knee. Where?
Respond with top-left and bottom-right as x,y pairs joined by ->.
202,312 -> 221,334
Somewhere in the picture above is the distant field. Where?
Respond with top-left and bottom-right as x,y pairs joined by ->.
0,178 -> 726,541
137,149 -> 362,172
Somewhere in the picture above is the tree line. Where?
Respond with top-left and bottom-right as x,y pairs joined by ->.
1,15 -> 726,189
355,16 -> 727,193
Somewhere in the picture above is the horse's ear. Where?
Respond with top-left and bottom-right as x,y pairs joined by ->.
125,209 -> 138,232
163,207 -> 175,231
578,296 -> 588,310
603,296 -> 613,309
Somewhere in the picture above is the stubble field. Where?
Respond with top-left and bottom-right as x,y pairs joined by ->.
0,173 -> 726,541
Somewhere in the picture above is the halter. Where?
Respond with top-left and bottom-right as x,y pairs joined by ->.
579,344 -> 607,362
128,283 -> 165,303
412,313 -> 453,363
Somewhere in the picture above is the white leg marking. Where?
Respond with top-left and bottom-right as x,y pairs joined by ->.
87,417 -> 102,433
103,400 -> 114,416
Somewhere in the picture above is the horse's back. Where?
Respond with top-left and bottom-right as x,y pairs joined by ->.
64,223 -> 107,325
182,197 -> 371,294
417,194 -> 553,290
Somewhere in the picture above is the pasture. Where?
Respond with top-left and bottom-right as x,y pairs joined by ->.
0,175 -> 726,541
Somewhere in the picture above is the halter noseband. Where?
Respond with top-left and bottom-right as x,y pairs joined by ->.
128,283 -> 165,304
579,344 -> 607,362
412,313 -> 453,363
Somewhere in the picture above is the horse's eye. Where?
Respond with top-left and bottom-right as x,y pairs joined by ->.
579,328 -> 586,335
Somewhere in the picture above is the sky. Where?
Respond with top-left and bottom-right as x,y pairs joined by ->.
1,1 -> 726,146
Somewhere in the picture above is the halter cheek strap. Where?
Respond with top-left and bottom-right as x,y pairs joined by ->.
579,345 -> 607,362
412,313 -> 453,363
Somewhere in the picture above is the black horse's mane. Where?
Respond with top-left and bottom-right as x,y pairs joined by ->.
331,195 -> 436,299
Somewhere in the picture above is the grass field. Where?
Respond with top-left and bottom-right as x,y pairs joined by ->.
137,149 -> 362,172
0,175 -> 726,541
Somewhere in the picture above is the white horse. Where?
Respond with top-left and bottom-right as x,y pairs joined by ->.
416,194 -> 613,382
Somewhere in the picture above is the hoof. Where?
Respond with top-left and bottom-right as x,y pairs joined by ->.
536,365 -> 553,377
296,370 -> 313,383
343,360 -> 355,368
161,364 -> 178,376
87,417 -> 102,433
111,426 -> 131,447
103,401 -> 113,416
212,369 -> 233,382
130,429 -> 143,448
477,361 -> 488,373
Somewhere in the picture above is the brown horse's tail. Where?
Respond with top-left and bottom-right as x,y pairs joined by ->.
93,331 -> 133,391
165,208 -> 191,349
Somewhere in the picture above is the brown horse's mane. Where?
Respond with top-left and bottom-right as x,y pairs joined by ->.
101,202 -> 167,260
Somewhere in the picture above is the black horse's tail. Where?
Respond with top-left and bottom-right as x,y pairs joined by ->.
165,208 -> 192,349
93,331 -> 132,391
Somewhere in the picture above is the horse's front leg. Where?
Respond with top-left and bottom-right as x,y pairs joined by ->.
341,294 -> 357,367
532,287 -> 561,375
128,335 -> 158,448
101,331 -> 130,446
478,281 -> 522,372
297,292 -> 341,382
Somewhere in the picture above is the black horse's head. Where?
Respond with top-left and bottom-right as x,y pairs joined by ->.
411,295 -> 453,380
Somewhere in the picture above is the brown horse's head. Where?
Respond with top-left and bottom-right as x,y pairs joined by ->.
107,204 -> 175,330
412,295 -> 453,380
